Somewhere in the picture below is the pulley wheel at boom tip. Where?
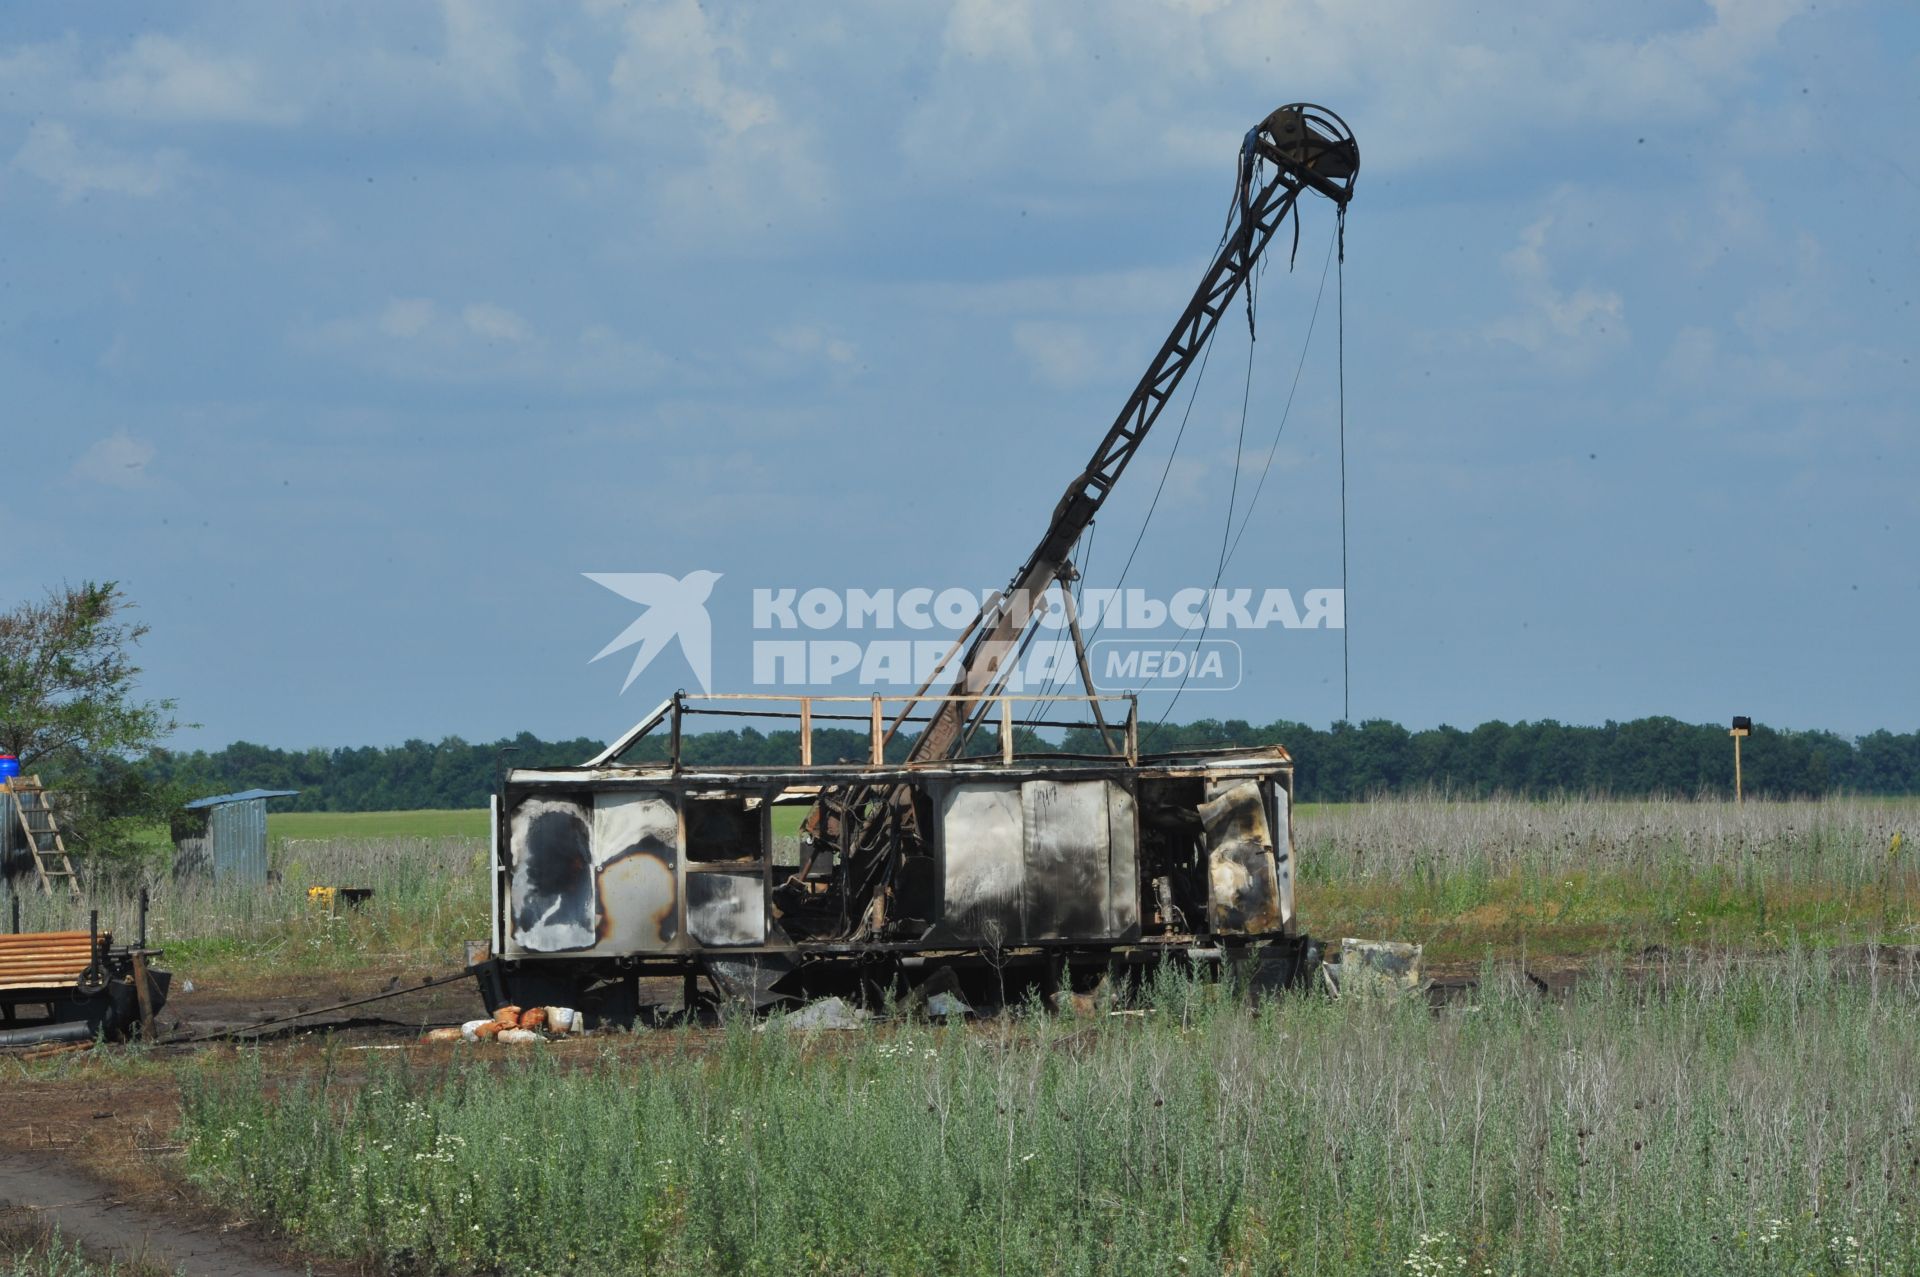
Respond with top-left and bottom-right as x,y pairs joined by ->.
1254,103 -> 1359,203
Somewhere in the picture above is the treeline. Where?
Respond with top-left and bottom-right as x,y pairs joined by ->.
143,716 -> 1920,809
1100,718 -> 1920,801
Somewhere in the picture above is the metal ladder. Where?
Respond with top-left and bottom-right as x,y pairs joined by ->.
6,777 -> 80,900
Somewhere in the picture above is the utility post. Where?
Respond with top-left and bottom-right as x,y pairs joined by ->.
1729,716 -> 1751,804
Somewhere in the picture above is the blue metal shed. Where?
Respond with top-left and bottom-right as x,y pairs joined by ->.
181,789 -> 299,884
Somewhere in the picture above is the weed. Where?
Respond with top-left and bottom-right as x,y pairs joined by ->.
179,954 -> 1920,1276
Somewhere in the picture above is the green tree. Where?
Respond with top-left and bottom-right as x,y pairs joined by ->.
0,582 -> 182,862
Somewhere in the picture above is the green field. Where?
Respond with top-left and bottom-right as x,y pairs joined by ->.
271,808 -> 488,841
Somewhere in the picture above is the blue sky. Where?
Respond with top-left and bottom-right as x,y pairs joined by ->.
4,0 -> 1915,750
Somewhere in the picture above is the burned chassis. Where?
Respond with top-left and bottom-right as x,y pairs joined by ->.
474,692 -> 1311,1024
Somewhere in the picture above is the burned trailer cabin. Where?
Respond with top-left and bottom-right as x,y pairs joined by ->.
473,693 -> 1310,1022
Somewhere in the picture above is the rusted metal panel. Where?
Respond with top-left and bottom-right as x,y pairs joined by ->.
937,782 -> 1023,944
592,791 -> 679,952
0,931 -> 95,992
1201,779 -> 1283,935
687,872 -> 766,946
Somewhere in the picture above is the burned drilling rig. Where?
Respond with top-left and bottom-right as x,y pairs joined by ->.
474,103 -> 1358,1022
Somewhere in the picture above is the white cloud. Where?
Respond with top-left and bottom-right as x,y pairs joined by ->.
909,267 -> 1195,319
739,323 -> 863,385
598,0 -> 828,234
773,324 -> 858,369
378,298 -> 438,340
303,297 -> 665,391
575,324 -> 670,384
80,33 -> 294,124
1663,325 -> 1720,387
98,334 -> 130,375
1660,230 -> 1848,408
1484,213 -> 1627,369
1734,231 -> 1826,343
1666,169 -> 1773,273
1012,320 -> 1103,388
1657,320 -> 1868,447
543,46 -> 592,105
71,431 -> 157,488
0,10 -> 528,137
436,0 -> 526,105
11,122 -> 182,200
606,0 -> 776,137
462,302 -> 533,344
944,0 -> 1041,63
902,0 -> 1812,181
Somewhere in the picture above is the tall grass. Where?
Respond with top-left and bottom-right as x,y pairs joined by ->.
1296,796 -> 1918,954
180,953 -> 1920,1276
3,837 -> 486,979
1300,795 -> 1913,886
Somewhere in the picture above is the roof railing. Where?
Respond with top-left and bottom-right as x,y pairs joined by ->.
590,690 -> 1141,770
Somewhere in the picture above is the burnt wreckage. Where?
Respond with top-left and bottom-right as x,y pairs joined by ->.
475,104 -> 1358,1022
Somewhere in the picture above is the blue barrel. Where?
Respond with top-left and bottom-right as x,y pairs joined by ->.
0,754 -> 18,782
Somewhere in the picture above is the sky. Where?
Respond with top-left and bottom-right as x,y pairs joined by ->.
3,0 -> 1916,752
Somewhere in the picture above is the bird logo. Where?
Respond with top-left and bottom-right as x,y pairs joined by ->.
584,570 -> 723,694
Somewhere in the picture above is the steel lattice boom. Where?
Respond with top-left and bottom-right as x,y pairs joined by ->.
907,103 -> 1359,763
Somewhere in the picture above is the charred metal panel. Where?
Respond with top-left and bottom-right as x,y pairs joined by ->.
593,791 -> 679,952
489,793 -> 503,953
1268,782 -> 1294,928
938,782 -> 1024,944
1200,780 -> 1283,935
687,872 -> 766,946
1107,783 -> 1141,938
937,778 -> 1136,944
684,794 -> 760,862
1020,779 -> 1112,941
508,796 -> 596,953
704,953 -> 797,1007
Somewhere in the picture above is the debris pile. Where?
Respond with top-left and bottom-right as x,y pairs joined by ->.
421,1003 -> 579,1045
1326,938 -> 1423,997
757,996 -> 870,1032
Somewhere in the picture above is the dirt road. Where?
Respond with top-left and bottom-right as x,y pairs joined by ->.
0,1152 -> 319,1277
